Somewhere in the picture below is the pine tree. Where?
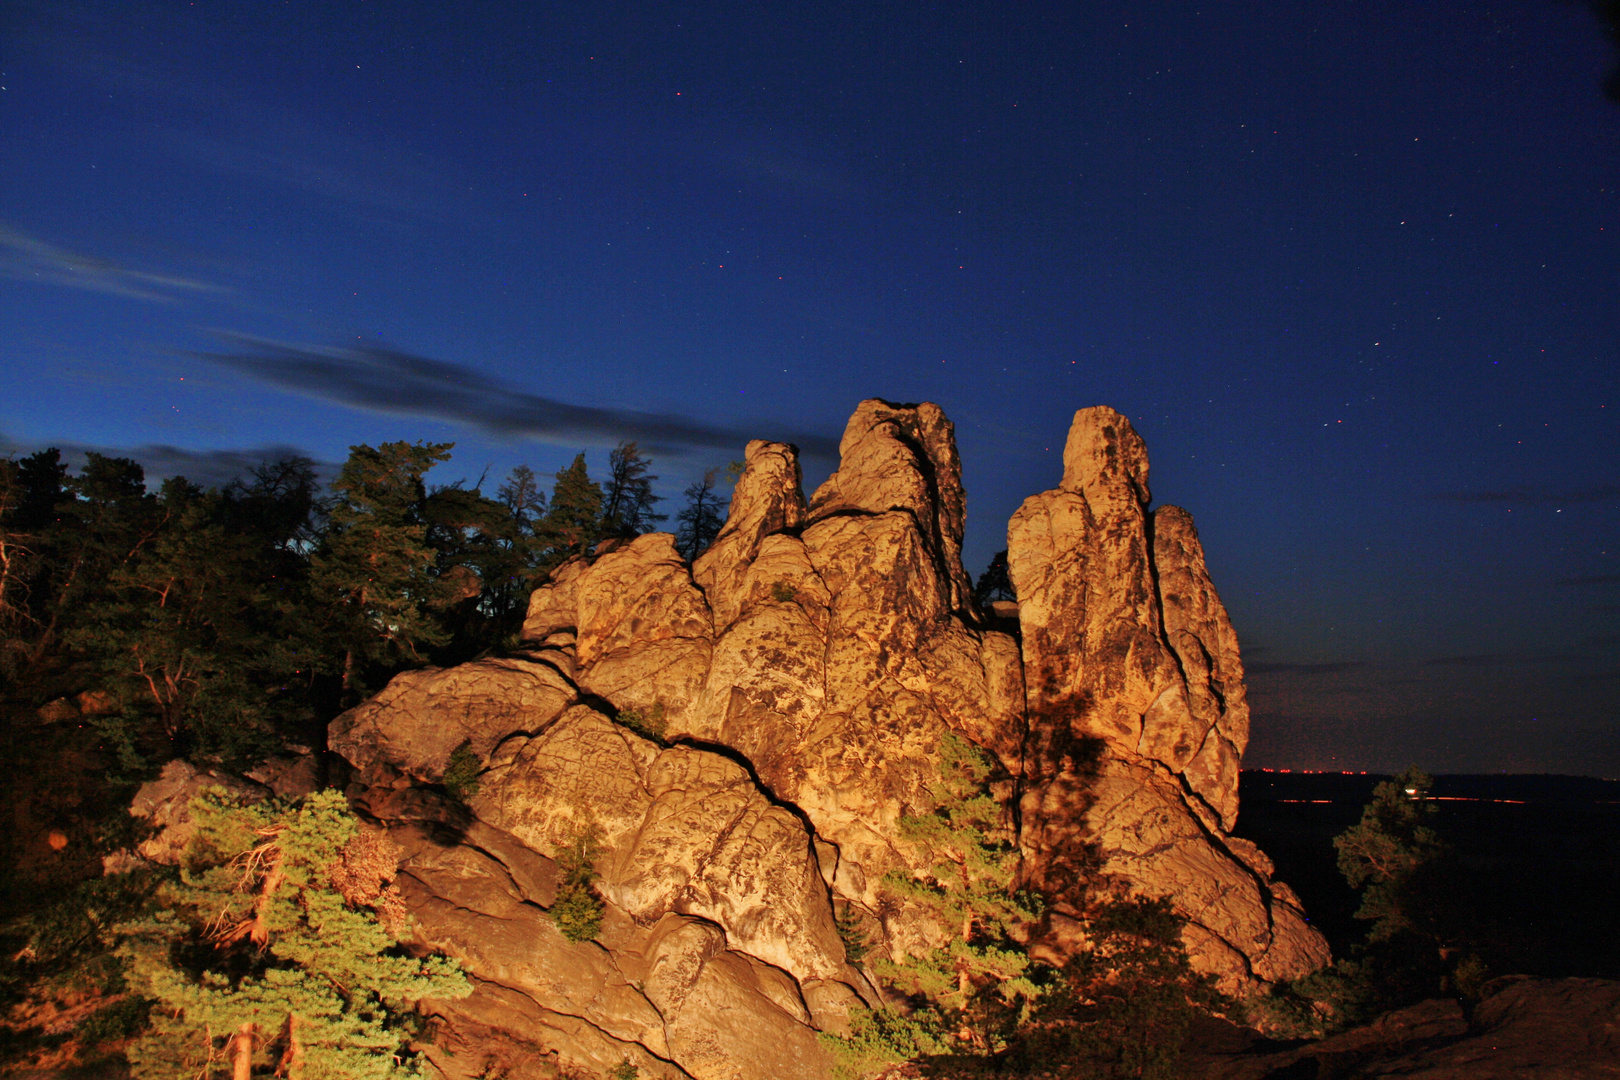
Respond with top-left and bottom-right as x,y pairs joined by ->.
599,441 -> 665,537
673,469 -> 727,562
876,734 -> 1042,1049
540,454 -> 602,561
1334,767 -> 1443,942
1024,896 -> 1226,1079
310,442 -> 453,700
972,550 -> 1014,609
118,788 -> 469,1080
65,485 -> 292,763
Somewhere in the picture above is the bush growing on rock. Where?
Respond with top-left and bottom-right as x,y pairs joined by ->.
824,734 -> 1044,1071
549,821 -> 606,944
440,740 -> 483,800
612,703 -> 667,743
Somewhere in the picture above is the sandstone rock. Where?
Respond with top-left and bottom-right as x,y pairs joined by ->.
808,399 -> 973,614
243,749 -> 320,800
693,439 -> 808,631
570,532 -> 715,727
307,397 -> 1331,1076
1192,978 -> 1620,1079
473,707 -> 847,985
1008,409 -> 1179,756
330,656 -> 577,778
1008,406 -> 1328,983
371,785 -> 835,1080
1153,504 -> 1249,829
127,759 -> 270,865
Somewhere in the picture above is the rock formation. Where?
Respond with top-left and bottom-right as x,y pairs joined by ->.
135,399 -> 1327,1080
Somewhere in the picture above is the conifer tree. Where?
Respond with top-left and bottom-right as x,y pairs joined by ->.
673,469 -> 727,561
540,454 -> 602,560
118,788 -> 469,1080
65,485 -> 292,763
877,734 -> 1042,1047
310,442 -> 452,699
599,441 -> 665,537
1334,766 -> 1443,942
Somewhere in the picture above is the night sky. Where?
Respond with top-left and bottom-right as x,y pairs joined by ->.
3,2 -> 1617,776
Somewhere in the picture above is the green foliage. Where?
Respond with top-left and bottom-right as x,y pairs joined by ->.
972,550 -> 1014,609
608,1059 -> 639,1080
20,869 -> 165,988
614,702 -> 667,742
876,736 -> 1042,1028
64,483 -> 300,764
541,454 -> 603,560
550,823 -> 605,944
1018,896 -> 1227,1079
441,741 -> 483,800
1269,767 -> 1484,1034
818,1006 -> 950,1080
769,580 -> 797,604
1334,767 -> 1442,941
116,788 -> 470,1080
835,903 -> 869,966
75,994 -> 152,1043
313,441 -> 455,700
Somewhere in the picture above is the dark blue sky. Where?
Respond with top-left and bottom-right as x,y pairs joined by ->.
3,1 -> 1616,775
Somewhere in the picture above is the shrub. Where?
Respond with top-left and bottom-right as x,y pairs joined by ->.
614,702 -> 667,742
550,822 -> 605,944
442,740 -> 483,799
115,787 -> 470,1080
769,581 -> 797,604
835,903 -> 869,966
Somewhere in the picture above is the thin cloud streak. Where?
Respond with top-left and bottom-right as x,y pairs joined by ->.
1,433 -> 320,489
1247,661 -> 1370,676
1436,483 -> 1620,506
1425,653 -> 1578,668
0,223 -> 229,304
196,335 -> 841,459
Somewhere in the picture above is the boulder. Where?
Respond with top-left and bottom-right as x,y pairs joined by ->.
330,656 -> 577,778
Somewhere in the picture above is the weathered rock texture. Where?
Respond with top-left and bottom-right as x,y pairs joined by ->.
317,399 -> 1327,1080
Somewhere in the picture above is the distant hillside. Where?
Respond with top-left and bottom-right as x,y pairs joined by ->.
1233,771 -> 1620,979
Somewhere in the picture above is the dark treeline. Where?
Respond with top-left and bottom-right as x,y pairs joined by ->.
0,439 -> 730,777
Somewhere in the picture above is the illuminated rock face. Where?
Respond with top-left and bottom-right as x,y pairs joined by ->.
315,399 -> 1327,1080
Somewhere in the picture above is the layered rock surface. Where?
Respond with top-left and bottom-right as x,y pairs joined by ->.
316,399 -> 1327,1079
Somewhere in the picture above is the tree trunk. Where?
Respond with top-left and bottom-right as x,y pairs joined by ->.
286,1015 -> 304,1080
231,1021 -> 255,1080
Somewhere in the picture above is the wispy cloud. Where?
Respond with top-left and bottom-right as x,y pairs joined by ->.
196,335 -> 841,459
1,433 -> 319,489
1425,652 -> 1577,668
1247,661 -> 1369,676
0,223 -> 229,304
1435,484 -> 1620,507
